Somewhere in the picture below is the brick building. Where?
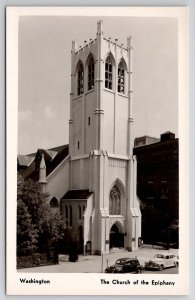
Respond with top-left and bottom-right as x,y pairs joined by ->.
133,132 -> 179,246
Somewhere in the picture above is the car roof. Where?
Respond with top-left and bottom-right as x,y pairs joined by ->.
155,253 -> 175,256
116,257 -> 137,261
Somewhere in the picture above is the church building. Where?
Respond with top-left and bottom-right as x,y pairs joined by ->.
60,20 -> 141,255
18,20 -> 142,256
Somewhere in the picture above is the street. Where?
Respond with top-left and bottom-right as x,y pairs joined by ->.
18,245 -> 179,274
143,268 -> 178,274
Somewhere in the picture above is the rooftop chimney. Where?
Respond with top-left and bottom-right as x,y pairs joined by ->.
160,132 -> 175,142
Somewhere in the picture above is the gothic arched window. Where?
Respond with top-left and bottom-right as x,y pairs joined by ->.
77,62 -> 84,95
82,205 -> 85,217
50,197 -> 59,208
69,205 -> 72,226
118,61 -> 125,93
78,205 -> 82,219
65,205 -> 73,226
88,56 -> 95,91
65,205 -> 68,226
105,56 -> 113,90
109,185 -> 121,215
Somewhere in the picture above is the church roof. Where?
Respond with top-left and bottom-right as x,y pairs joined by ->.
17,155 -> 34,167
18,144 -> 69,180
61,189 -> 93,200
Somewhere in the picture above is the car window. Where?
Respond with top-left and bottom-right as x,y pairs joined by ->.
116,259 -> 121,264
130,260 -> 138,266
116,259 -> 126,264
155,254 -> 165,259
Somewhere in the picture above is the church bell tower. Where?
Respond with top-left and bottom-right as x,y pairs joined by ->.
67,20 -> 141,255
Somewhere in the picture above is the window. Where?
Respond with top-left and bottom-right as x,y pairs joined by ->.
88,56 -> 95,90
88,117 -> 91,126
118,61 -> 125,93
50,197 -> 59,208
105,56 -> 113,90
65,205 -> 73,226
78,205 -> 82,219
65,205 -> 68,226
69,206 -> 72,226
109,185 -> 121,215
78,141 -> 80,149
77,62 -> 84,95
82,205 -> 85,218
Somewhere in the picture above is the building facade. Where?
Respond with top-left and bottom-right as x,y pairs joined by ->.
18,145 -> 70,207
18,21 -> 142,255
133,132 -> 179,245
60,21 -> 141,255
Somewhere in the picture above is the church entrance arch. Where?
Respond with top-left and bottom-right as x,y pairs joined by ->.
109,223 -> 124,249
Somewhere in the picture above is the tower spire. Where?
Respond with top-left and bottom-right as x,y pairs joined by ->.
39,153 -> 46,184
72,40 -> 77,52
97,20 -> 103,36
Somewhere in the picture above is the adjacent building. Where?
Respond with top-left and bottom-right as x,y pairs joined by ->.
18,145 -> 70,207
133,132 -> 179,245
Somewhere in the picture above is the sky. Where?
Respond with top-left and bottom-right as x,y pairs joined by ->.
18,16 -> 178,155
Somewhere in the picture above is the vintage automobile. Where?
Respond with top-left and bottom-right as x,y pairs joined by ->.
145,253 -> 179,271
105,257 -> 142,273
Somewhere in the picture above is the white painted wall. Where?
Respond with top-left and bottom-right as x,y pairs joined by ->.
115,94 -> 129,155
46,157 -> 70,202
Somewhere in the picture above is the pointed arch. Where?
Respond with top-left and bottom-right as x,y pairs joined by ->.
109,221 -> 125,248
50,197 -> 59,208
85,53 -> 95,68
75,59 -> 84,72
118,58 -> 127,94
109,178 -> 126,197
104,51 -> 116,67
109,178 -> 126,215
109,185 -> 120,215
118,57 -> 127,71
110,221 -> 124,234
86,53 -> 95,91
105,52 -> 115,90
76,60 -> 84,95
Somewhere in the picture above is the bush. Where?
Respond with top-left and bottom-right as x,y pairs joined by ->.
17,174 -> 66,256
17,253 -> 49,269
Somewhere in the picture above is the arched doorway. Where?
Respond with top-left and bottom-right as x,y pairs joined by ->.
109,223 -> 124,249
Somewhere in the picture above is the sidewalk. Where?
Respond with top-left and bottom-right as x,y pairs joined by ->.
18,245 -> 179,273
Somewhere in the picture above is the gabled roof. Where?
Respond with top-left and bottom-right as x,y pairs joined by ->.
17,155 -> 34,167
18,144 -> 69,180
61,189 -> 93,200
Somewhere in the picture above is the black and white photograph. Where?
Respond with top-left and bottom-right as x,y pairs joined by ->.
6,7 -> 188,295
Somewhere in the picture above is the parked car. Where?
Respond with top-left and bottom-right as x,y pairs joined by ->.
145,253 -> 179,271
105,257 -> 142,273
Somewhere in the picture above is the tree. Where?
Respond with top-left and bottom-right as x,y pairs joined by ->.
17,174 -> 66,255
17,198 -> 38,255
37,200 -> 67,251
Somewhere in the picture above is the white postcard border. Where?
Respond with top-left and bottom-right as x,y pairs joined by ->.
6,6 -> 188,296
